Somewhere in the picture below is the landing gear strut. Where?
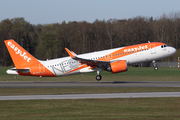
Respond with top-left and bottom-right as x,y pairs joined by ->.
96,69 -> 102,81
152,60 -> 158,71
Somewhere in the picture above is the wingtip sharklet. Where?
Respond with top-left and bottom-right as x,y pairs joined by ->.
65,48 -> 75,58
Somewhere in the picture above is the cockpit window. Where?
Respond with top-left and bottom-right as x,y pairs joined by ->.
161,45 -> 168,48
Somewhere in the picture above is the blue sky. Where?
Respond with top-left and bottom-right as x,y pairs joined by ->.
1,0 -> 180,24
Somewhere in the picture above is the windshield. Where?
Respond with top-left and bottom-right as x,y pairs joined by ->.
161,45 -> 168,48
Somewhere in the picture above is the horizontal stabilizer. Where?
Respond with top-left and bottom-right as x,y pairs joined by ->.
11,68 -> 30,73
6,68 -> 30,75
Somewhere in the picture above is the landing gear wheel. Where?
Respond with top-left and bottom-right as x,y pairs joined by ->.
154,67 -> 158,71
96,75 -> 102,81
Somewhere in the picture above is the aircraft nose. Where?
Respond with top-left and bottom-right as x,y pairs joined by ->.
169,47 -> 176,55
172,47 -> 176,54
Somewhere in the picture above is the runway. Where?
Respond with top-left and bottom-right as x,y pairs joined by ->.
1,81 -> 180,88
1,81 -> 180,100
1,92 -> 180,100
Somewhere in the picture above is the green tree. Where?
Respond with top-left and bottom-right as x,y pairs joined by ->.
36,30 -> 62,60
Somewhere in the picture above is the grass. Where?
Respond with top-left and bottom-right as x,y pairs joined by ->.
1,67 -> 180,81
1,67 -> 180,119
1,98 -> 180,120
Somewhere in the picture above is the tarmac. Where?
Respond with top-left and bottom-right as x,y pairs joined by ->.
0,92 -> 180,100
1,81 -> 180,100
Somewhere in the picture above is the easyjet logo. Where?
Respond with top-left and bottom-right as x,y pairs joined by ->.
7,41 -> 31,62
124,45 -> 148,52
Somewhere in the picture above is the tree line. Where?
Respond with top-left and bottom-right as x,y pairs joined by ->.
0,12 -> 180,66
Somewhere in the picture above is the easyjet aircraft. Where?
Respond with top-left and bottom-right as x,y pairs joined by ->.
5,39 -> 176,80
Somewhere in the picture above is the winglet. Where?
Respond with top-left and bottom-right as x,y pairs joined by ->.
71,51 -> 77,56
65,48 -> 75,58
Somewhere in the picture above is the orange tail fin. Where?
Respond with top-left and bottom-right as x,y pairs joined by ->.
4,39 -> 38,68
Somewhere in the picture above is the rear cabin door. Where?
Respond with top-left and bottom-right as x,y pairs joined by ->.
39,64 -> 45,73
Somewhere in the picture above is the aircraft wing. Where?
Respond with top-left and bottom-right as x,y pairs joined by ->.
65,48 -> 110,68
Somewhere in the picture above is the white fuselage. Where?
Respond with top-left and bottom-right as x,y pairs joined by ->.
40,44 -> 176,76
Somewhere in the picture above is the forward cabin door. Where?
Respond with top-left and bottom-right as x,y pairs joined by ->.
150,44 -> 156,54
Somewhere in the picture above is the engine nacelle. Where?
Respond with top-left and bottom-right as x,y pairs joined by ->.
106,60 -> 128,73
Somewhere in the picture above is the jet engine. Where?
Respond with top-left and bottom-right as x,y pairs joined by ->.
106,60 -> 128,73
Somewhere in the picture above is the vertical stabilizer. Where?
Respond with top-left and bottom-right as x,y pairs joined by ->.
4,39 -> 38,68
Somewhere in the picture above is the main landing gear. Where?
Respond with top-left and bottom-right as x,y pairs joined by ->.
152,60 -> 158,71
96,75 -> 102,81
96,68 -> 102,81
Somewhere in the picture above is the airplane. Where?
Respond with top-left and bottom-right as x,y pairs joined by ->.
5,39 -> 176,81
